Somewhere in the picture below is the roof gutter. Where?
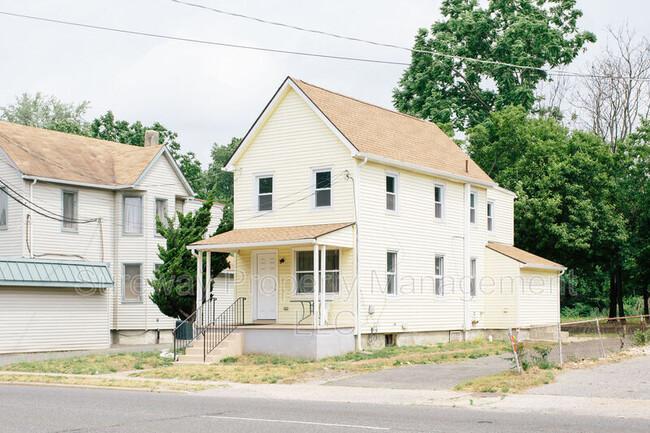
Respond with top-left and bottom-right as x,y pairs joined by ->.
519,263 -> 567,272
353,153 -> 497,188
21,175 -> 134,191
188,238 -> 316,252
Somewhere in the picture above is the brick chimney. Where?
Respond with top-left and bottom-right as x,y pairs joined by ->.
144,130 -> 160,147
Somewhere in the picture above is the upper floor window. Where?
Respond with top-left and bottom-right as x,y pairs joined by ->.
487,200 -> 495,232
387,251 -> 397,295
470,258 -> 477,297
469,190 -> 477,224
435,255 -> 445,296
386,173 -> 397,212
123,195 -> 143,235
155,198 -> 168,234
62,190 -> 78,232
313,169 -> 332,208
295,249 -> 340,294
256,175 -> 273,212
434,183 -> 445,220
0,187 -> 7,229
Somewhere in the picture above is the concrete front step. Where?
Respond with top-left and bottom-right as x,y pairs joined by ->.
176,332 -> 243,364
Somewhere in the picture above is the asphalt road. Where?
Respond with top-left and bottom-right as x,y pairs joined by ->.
1,385 -> 647,433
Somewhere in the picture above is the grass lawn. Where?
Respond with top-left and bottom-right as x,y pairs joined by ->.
132,340 -> 511,384
1,351 -> 173,375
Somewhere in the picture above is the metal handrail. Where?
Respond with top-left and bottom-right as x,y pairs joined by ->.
202,297 -> 246,362
172,298 -> 216,360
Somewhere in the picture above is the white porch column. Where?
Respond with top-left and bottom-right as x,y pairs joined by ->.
197,250 -> 203,324
205,250 -> 211,301
313,243 -> 320,328
320,245 -> 327,326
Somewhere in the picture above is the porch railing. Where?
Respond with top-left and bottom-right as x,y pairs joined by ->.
202,297 -> 246,362
172,298 -> 216,360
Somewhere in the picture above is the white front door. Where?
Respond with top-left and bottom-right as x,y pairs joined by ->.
254,251 -> 277,320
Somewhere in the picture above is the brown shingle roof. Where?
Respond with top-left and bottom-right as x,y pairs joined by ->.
291,79 -> 494,184
487,242 -> 565,269
0,121 -> 163,187
191,222 -> 354,247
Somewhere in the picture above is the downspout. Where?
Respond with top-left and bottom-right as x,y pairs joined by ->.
354,157 -> 367,351
463,183 -> 471,341
28,179 -> 37,258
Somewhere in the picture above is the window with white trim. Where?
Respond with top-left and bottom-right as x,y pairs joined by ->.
313,169 -> 332,208
470,258 -> 477,297
387,251 -> 397,295
434,183 -> 445,220
123,263 -> 143,302
386,174 -> 397,212
256,175 -> 273,212
0,187 -> 7,229
487,200 -> 495,232
295,249 -> 340,294
155,198 -> 168,233
435,255 -> 445,296
123,196 -> 143,234
469,190 -> 477,224
62,190 -> 78,232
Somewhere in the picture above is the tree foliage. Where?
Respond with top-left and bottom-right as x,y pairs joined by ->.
0,92 -> 90,134
198,137 -> 241,202
393,0 -> 595,131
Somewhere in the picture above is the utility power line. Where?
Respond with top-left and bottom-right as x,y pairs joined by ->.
171,0 -> 650,83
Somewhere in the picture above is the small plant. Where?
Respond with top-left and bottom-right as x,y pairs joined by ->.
632,330 -> 650,346
220,357 -> 239,364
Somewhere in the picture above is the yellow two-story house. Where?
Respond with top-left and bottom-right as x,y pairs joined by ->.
188,77 -> 566,360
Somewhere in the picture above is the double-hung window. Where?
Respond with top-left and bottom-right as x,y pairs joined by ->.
434,183 -> 445,220
295,249 -> 340,294
155,198 -> 168,234
62,190 -> 78,232
386,173 -> 397,212
256,175 -> 273,212
469,190 -> 477,224
0,187 -> 7,229
435,255 -> 445,296
387,251 -> 397,295
123,263 -> 143,302
470,258 -> 477,297
123,196 -> 143,235
313,169 -> 332,208
487,201 -> 495,232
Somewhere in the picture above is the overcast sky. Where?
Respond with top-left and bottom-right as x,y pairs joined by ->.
1,0 -> 647,166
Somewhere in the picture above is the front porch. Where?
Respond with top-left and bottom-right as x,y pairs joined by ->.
188,222 -> 358,360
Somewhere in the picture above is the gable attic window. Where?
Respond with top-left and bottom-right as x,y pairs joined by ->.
62,190 -> 78,232
386,173 -> 397,212
469,190 -> 477,224
313,169 -> 332,208
155,198 -> 168,234
256,175 -> 273,212
123,195 -> 143,235
0,186 -> 7,229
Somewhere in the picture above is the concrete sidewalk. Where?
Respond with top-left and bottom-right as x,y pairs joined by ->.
327,354 -> 512,390
0,344 -> 170,367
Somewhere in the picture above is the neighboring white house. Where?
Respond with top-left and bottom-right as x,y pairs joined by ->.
0,122 -> 223,353
189,77 -> 566,359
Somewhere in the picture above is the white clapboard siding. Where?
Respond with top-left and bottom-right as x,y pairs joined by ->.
0,286 -> 109,353
234,88 -> 356,229
483,248 -> 520,329
0,153 -> 26,258
519,269 -> 560,326
210,273 -> 235,314
487,188 -> 515,245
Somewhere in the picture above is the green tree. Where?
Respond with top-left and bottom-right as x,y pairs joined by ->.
0,92 -> 90,133
393,0 -> 595,131
149,196 -> 223,319
467,107 -> 627,311
198,137 -> 240,202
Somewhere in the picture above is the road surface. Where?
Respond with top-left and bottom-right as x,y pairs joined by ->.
0,385 -> 645,432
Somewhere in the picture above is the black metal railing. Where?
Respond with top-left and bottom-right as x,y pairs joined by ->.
202,297 -> 246,362
172,298 -> 217,360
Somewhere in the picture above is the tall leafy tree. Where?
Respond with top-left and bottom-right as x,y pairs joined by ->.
0,92 -> 90,134
393,0 -> 595,131
198,137 -> 240,203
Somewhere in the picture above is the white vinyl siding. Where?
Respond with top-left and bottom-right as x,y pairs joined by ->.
519,269 -> 561,327
123,195 -> 143,235
0,186 -> 7,229
0,286 -> 109,354
487,189 -> 515,245
313,168 -> 332,209
61,190 -> 78,232
386,173 -> 397,212
483,248 -> 519,329
386,251 -> 397,295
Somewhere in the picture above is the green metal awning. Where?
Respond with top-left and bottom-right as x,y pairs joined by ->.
0,258 -> 113,288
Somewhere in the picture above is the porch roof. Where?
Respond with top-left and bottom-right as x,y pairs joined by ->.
189,222 -> 355,251
487,242 -> 566,271
0,258 -> 114,288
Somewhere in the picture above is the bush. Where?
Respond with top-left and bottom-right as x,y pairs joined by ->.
632,330 -> 650,346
